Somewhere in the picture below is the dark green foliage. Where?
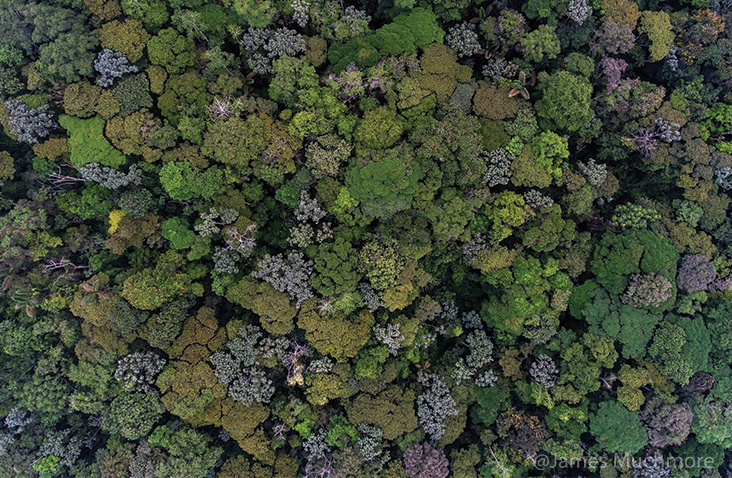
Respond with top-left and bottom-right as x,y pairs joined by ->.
589,401 -> 648,454
157,72 -> 211,125
589,229 -> 679,295
112,74 -> 153,117
346,147 -> 423,219
59,183 -> 114,220
328,35 -> 383,74
122,0 -> 169,31
649,315 -> 711,385
328,8 -> 443,74
103,391 -> 165,440
147,425 -> 223,477
577,286 -> 661,360
36,31 -> 99,83
147,28 -> 196,74
3,0 -> 731,474
691,399 -> 732,448
268,56 -> 318,107
309,237 -> 362,297
118,188 -> 156,217
472,384 -> 509,427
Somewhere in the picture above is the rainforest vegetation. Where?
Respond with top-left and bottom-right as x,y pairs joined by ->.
2,0 -> 732,476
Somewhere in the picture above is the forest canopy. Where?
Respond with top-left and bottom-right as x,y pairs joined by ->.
3,0 -> 732,477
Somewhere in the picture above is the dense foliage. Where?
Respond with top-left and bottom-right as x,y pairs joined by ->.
3,0 -> 732,477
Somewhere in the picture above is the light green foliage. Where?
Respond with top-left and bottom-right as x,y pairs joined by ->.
33,455 -> 61,478
692,399 -> 732,448
354,107 -> 405,150
59,115 -> 126,168
484,191 -> 533,244
555,333 -> 618,402
231,0 -> 276,28
331,187 -> 362,224
530,131 -> 569,180
611,203 -> 661,229
589,401 -> 648,454
359,236 -> 404,291
0,0 -> 723,471
305,134 -> 352,178
375,8 -> 444,56
545,401 -> 588,440
536,70 -> 594,133
482,256 -> 571,335
354,345 -> 389,379
700,103 -> 732,153
649,316 -> 710,385
345,147 -> 423,219
648,321 -> 693,385
159,161 -> 224,201
122,258 -> 193,310
288,88 -> 346,139
326,415 -> 359,448
638,11 -> 674,62
395,77 -> 432,113
510,145 -> 551,188
520,25 -> 560,63
298,301 -> 374,361
162,217 -> 196,250
564,53 -> 595,77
